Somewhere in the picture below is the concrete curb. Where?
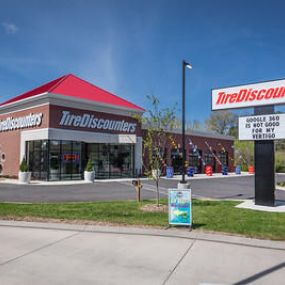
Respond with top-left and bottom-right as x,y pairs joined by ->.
0,173 -> 254,186
277,186 -> 285,191
0,219 -> 284,251
1,172 -> 284,186
163,172 -> 254,180
236,199 -> 285,212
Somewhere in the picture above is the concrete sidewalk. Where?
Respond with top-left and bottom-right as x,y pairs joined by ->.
0,220 -> 284,285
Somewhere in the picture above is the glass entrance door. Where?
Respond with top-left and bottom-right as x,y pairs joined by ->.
61,141 -> 82,180
49,140 -> 82,181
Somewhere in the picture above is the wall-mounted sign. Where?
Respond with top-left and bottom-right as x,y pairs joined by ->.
212,79 -> 285,110
59,110 -> 137,133
239,113 -> 285,140
0,113 -> 43,132
168,189 -> 191,226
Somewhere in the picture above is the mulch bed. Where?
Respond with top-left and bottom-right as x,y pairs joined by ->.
140,204 -> 168,213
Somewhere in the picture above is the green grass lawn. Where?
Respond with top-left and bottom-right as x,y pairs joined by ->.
0,199 -> 285,240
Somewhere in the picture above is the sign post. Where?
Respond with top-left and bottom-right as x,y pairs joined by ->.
254,106 -> 275,206
237,108 -> 285,206
168,189 -> 192,230
212,79 -> 285,207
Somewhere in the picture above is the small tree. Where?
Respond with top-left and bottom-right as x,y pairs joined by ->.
141,95 -> 176,206
19,157 -> 29,172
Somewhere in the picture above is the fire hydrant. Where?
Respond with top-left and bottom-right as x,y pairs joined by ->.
132,179 -> 143,202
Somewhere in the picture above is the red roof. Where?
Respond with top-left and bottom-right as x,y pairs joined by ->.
0,74 -> 144,111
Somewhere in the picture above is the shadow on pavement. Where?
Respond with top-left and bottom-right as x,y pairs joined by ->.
233,261 -> 285,285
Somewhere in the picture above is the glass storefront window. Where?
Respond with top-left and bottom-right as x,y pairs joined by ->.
204,152 -> 216,172
97,144 -> 110,177
26,140 -> 134,180
56,140 -> 82,180
86,143 -> 134,179
27,141 -> 34,171
26,140 -> 48,180
189,149 -> 202,173
61,141 -> 72,180
171,148 -> 183,174
49,140 -> 60,181
109,144 -> 133,177
218,151 -> 228,166
72,141 -> 82,180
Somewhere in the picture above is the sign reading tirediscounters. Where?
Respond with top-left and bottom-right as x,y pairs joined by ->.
0,113 -> 43,132
59,110 -> 137,133
212,79 -> 285,110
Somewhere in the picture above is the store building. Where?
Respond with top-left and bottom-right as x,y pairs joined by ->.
141,128 -> 234,174
0,74 -> 234,180
0,74 -> 144,180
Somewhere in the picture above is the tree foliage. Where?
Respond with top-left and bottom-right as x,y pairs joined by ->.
173,119 -> 202,131
205,111 -> 237,137
276,140 -> 285,173
276,151 -> 285,173
276,140 -> 285,151
234,140 -> 254,171
234,141 -> 285,172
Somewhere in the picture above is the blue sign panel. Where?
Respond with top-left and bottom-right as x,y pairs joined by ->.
168,189 -> 192,226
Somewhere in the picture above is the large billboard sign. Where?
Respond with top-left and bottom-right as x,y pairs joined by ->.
239,113 -> 285,141
212,79 -> 285,110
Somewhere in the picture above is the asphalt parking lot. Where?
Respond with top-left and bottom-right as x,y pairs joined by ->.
0,174 -> 285,203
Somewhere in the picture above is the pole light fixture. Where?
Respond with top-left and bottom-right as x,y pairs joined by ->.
186,63 -> 192,69
181,59 -> 192,184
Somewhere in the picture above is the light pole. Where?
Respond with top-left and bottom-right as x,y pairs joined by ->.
181,60 -> 192,184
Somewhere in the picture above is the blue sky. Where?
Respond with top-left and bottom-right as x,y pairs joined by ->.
1,0 -> 285,124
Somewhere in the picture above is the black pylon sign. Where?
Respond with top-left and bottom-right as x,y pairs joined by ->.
212,78 -> 285,206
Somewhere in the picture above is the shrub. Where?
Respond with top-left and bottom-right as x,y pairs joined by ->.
85,159 -> 94,172
19,158 -> 29,172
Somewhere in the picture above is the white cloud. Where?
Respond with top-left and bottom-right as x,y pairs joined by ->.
2,22 -> 19,34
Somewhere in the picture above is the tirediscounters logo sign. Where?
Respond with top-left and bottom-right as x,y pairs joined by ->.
59,111 -> 137,133
212,79 -> 285,110
0,113 -> 43,132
